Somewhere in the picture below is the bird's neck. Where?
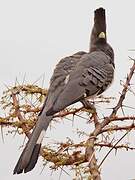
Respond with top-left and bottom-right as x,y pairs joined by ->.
90,38 -> 107,52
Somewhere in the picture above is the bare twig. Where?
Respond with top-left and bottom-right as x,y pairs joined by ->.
98,130 -> 131,168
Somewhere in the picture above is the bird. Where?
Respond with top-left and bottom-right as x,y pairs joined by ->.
13,7 -> 114,174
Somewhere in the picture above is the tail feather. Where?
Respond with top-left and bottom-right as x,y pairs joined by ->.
13,113 -> 52,174
13,146 -> 27,174
24,143 -> 41,173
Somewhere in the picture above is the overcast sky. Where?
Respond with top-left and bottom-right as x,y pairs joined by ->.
0,0 -> 135,180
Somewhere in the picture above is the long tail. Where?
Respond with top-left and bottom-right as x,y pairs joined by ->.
90,7 -> 106,51
13,112 -> 52,174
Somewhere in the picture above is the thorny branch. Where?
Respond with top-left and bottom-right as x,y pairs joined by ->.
84,60 -> 135,179
0,60 -> 135,179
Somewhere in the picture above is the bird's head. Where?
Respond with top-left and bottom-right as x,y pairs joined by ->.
96,31 -> 106,44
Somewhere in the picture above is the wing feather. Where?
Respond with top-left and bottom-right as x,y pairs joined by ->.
47,52 -> 114,115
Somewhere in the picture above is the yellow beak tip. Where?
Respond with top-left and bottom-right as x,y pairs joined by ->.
98,32 -> 106,39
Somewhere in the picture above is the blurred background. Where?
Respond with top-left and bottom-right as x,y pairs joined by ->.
0,0 -> 135,179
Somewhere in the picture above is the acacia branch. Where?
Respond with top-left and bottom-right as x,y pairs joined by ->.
101,123 -> 135,133
85,60 -> 135,179
95,142 -> 135,151
11,92 -> 31,137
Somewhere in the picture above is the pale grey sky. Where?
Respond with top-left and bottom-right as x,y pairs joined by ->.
0,0 -> 135,180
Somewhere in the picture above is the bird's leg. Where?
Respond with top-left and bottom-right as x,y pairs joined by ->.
81,99 -> 99,127
80,99 -> 96,113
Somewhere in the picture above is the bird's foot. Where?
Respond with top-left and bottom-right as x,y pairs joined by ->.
81,99 -> 96,113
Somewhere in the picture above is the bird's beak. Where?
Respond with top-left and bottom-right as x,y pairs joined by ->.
98,32 -> 106,39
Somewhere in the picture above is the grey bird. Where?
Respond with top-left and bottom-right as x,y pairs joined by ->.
13,7 -> 114,174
